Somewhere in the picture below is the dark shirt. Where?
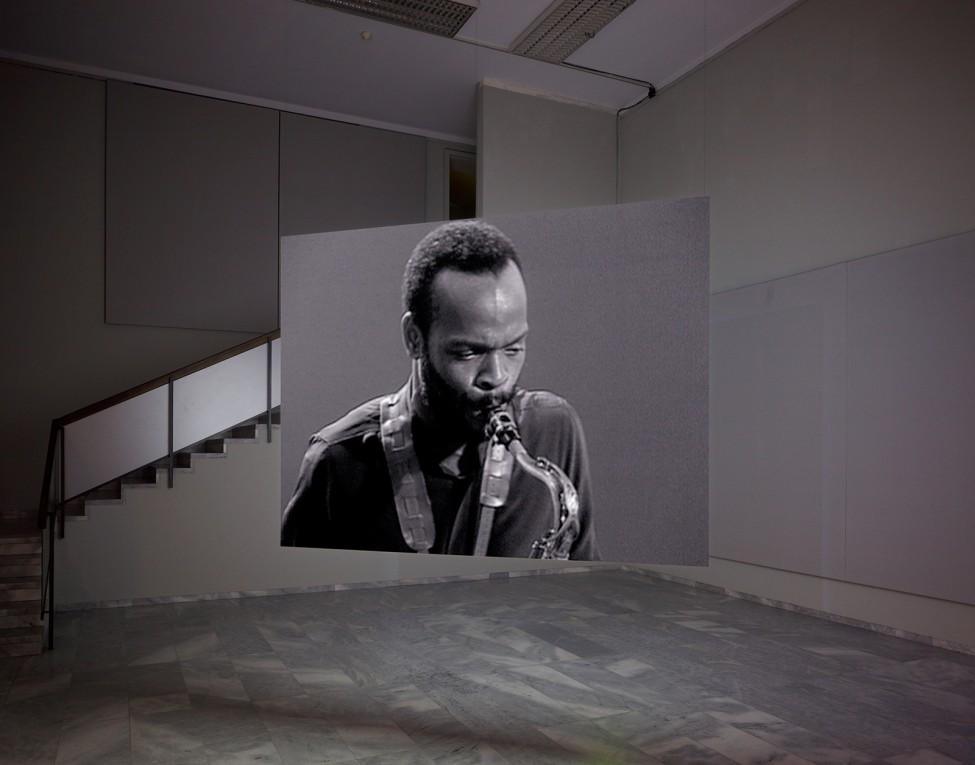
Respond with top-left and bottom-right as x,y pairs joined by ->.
281,387 -> 599,559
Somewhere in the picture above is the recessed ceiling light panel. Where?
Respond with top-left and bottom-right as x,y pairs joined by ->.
511,0 -> 636,63
295,0 -> 478,38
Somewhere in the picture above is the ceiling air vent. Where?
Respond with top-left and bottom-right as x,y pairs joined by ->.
295,0 -> 477,38
511,0 -> 635,63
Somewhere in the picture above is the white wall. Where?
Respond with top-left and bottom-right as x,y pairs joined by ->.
477,82 -> 617,217
619,0 -> 975,644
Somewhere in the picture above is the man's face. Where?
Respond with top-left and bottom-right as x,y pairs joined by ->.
412,262 -> 529,435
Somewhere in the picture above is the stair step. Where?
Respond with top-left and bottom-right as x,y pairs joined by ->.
85,480 -> 122,501
0,510 -> 34,521
0,568 -> 41,579
63,498 -> 85,517
0,567 -> 42,579
83,498 -> 122,507
0,576 -> 41,585
0,612 -> 42,629
255,411 -> 281,426
121,465 -> 158,485
229,424 -> 257,440
151,453 -> 193,470
0,640 -> 42,657
0,553 -> 42,578
0,625 -> 42,642
0,520 -> 39,539
0,596 -> 41,611
0,587 -> 42,602
0,541 -> 42,554
0,554 -> 42,565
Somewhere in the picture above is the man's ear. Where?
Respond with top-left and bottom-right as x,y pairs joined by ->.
401,312 -> 424,359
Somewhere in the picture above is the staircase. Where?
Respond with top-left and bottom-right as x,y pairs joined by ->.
0,514 -> 43,657
4,414 -> 280,656
61,412 -> 279,521
31,330 -> 280,655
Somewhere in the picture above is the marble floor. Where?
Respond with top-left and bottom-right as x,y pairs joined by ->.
1,570 -> 973,764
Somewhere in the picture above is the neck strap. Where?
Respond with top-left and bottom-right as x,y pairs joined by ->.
379,382 -> 436,552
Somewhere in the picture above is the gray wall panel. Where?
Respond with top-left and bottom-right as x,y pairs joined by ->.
846,230 -> 975,604
280,113 -> 426,236
282,199 -> 709,564
710,265 -> 847,578
478,84 -> 617,217
106,82 -> 279,332
711,229 -> 975,605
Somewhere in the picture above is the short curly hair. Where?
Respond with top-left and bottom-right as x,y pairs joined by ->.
403,220 -> 522,336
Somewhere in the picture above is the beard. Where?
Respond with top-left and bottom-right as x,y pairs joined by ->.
416,355 -> 512,439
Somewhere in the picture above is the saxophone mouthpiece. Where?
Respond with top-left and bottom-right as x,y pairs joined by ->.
486,409 -> 519,446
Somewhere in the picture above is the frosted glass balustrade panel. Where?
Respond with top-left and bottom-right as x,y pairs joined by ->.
64,387 -> 168,499
173,345 -> 271,451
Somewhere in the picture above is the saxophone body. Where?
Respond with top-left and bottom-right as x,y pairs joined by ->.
486,410 -> 581,560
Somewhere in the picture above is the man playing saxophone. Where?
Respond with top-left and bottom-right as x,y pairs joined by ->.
281,220 -> 599,559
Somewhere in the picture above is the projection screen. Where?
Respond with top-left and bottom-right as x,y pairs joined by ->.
280,198 -> 709,564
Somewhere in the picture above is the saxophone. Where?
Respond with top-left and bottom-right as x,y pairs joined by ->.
486,410 -> 580,560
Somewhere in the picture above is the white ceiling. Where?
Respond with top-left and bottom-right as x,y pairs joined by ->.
0,0 -> 799,143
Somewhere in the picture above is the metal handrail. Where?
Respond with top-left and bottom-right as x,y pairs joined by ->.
35,327 -> 280,650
